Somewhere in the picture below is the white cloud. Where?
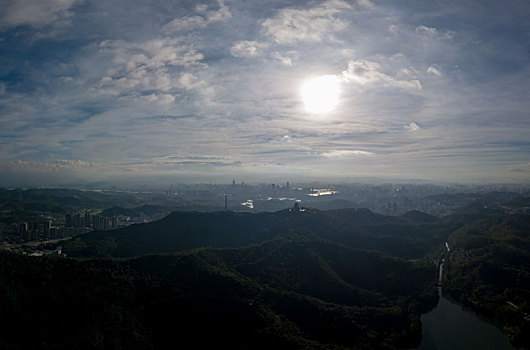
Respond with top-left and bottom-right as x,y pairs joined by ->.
415,25 -> 437,37
97,38 -> 206,99
0,0 -> 79,30
262,0 -> 351,45
270,52 -> 292,66
196,4 -> 208,13
162,16 -> 207,32
230,40 -> 268,57
341,48 -> 355,57
207,0 -> 231,22
162,0 -> 231,33
341,60 -> 422,91
230,41 -> 293,65
178,73 -> 202,90
427,66 -> 443,77
397,67 -> 415,79
0,82 -> 6,95
415,25 -> 455,40
138,93 -> 175,105
322,150 -> 373,157
388,24 -> 398,35
404,122 -> 421,132
281,135 -> 292,143
100,38 -> 205,69
357,0 -> 374,9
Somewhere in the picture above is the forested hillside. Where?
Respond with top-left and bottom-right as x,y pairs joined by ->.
444,214 -> 530,348
0,237 -> 437,349
63,208 -> 445,258
3,206 -> 529,349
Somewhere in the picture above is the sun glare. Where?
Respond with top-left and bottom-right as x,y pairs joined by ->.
301,75 -> 340,114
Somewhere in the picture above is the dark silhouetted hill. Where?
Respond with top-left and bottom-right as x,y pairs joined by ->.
63,208 -> 445,259
0,234 -> 438,349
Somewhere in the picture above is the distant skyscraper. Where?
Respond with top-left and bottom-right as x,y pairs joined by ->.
287,181 -> 290,190
85,211 -> 91,229
225,193 -> 228,211
44,220 -> 52,238
19,222 -> 28,240
65,213 -> 72,227
232,179 -> 236,186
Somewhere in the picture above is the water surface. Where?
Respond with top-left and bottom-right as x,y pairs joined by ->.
417,288 -> 518,350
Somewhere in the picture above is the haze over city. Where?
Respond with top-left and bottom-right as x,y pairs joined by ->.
1,0 -> 529,186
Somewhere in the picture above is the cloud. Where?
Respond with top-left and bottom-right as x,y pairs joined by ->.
404,122 -> 421,132
230,40 -> 268,57
0,0 -> 79,30
427,66 -> 442,77
100,38 -> 205,69
270,52 -> 292,66
415,25 -> 455,40
322,150 -> 373,158
8,159 -> 101,172
357,0 -> 375,9
415,25 -> 437,37
138,93 -> 175,105
162,16 -> 207,32
127,154 -> 242,172
262,0 -> 351,45
341,60 -> 422,91
162,0 -> 231,33
230,42 -> 293,66
281,135 -> 292,143
1,0 -> 530,185
507,162 -> 530,173
97,38 -> 207,101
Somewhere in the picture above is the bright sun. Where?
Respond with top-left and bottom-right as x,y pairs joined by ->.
301,75 -> 340,114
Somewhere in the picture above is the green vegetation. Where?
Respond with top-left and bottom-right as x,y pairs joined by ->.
2,200 -> 529,349
62,208 -> 446,259
0,236 -> 437,349
444,214 -> 530,348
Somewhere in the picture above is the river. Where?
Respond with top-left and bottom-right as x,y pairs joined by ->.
416,262 -> 518,349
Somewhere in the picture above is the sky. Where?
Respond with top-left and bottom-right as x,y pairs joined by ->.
0,0 -> 529,186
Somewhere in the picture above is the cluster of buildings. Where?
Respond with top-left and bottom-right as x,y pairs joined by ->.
13,210 -> 126,244
19,220 -> 64,242
65,211 -> 116,230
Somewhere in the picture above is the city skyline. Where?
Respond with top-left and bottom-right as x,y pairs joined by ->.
1,0 -> 530,186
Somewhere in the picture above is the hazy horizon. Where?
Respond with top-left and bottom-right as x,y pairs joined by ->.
1,0 -> 529,186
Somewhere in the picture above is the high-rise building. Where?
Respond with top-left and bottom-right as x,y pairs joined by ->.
65,213 -> 72,227
74,213 -> 81,228
44,220 -> 52,238
19,222 -> 28,240
85,211 -> 91,229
